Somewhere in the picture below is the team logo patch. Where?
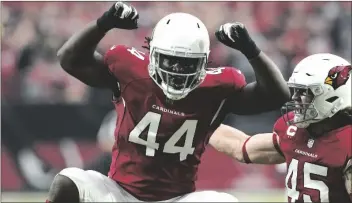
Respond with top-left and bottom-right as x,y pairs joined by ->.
324,65 -> 352,90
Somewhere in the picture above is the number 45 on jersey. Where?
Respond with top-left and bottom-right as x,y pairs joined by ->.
286,158 -> 329,202
128,112 -> 197,161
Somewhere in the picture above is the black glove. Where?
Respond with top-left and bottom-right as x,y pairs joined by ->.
215,22 -> 261,59
97,1 -> 139,32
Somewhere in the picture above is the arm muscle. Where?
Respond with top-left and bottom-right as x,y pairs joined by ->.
209,124 -> 285,164
57,21 -> 118,89
230,52 -> 290,115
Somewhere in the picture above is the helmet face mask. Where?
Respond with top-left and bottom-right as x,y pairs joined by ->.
282,85 -> 320,128
149,48 -> 207,100
147,13 -> 210,100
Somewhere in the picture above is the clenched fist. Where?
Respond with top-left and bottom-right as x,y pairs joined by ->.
215,22 -> 260,59
97,1 -> 139,32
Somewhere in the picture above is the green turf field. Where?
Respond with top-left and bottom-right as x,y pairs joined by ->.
2,190 -> 286,202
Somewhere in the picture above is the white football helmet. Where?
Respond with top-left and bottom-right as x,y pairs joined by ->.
148,13 -> 210,100
282,53 -> 351,128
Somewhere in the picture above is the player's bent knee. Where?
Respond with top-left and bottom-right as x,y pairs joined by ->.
59,167 -> 90,185
50,173 -> 77,192
57,167 -> 110,202
48,171 -> 79,203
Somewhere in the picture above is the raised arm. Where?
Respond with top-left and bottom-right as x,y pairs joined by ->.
57,21 -> 116,88
57,2 -> 138,89
209,124 -> 285,164
215,23 -> 290,115
234,52 -> 290,114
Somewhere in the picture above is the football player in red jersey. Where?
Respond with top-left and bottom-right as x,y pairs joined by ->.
47,1 -> 290,202
210,53 -> 352,203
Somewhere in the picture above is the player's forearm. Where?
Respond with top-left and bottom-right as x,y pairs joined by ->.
209,125 -> 250,162
242,133 -> 286,164
249,52 -> 290,107
57,21 -> 106,70
210,127 -> 284,164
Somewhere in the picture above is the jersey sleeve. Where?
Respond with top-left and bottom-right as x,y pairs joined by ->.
220,67 -> 248,114
271,113 -> 293,156
273,115 -> 289,138
104,45 -> 129,78
104,45 -> 147,92
226,67 -> 247,91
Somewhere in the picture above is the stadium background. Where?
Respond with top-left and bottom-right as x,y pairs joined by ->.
1,1 -> 351,202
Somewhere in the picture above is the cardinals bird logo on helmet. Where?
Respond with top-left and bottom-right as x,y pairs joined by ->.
324,65 -> 352,90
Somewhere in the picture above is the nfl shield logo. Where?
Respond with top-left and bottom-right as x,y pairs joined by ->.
307,139 -> 314,148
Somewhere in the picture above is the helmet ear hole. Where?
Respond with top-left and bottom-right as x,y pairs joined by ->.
326,96 -> 338,103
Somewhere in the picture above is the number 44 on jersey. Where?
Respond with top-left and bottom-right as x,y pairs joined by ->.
128,112 -> 197,161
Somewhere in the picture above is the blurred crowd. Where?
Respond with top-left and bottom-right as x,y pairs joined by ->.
2,1 -> 351,104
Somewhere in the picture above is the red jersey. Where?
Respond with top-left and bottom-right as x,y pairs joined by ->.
274,112 -> 352,203
104,45 -> 246,201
